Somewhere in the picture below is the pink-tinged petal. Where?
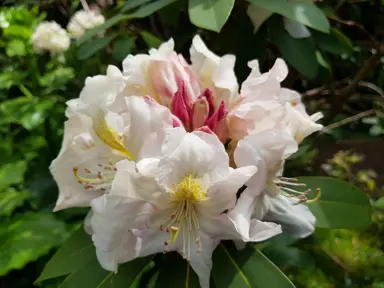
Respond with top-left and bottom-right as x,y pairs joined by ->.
205,101 -> 227,132
171,81 -> 192,131
196,125 -> 214,134
215,117 -> 229,143
192,96 -> 209,129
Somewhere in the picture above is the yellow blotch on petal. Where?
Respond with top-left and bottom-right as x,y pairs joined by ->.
94,119 -> 135,161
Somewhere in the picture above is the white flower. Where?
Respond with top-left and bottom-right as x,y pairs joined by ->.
67,10 -> 105,38
32,21 -> 70,53
122,39 -> 201,106
234,126 -> 318,238
50,66 -> 173,211
90,129 -> 281,288
190,35 -> 239,107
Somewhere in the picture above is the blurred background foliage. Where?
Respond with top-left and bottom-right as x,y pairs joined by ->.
0,0 -> 383,287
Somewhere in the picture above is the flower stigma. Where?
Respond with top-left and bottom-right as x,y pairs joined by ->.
160,174 -> 207,261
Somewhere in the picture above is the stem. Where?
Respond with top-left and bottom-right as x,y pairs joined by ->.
19,85 -> 34,99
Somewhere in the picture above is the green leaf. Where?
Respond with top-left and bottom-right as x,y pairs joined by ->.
36,228 -> 95,282
6,39 -> 26,57
263,247 -> 314,268
140,31 -> 162,48
77,34 -> 117,60
212,242 -> 295,288
268,18 -> 318,79
0,188 -> 29,216
154,253 -> 200,287
40,67 -> 75,90
37,227 -> 154,287
58,256 -> 154,288
77,0 -> 176,46
189,0 -> 235,32
0,69 -> 27,89
0,97 -> 56,130
313,28 -> 354,55
373,197 -> 384,210
112,36 -> 136,61
0,212 -> 69,276
248,0 -> 330,33
120,0 -> 153,12
0,161 -> 27,192
298,176 -> 371,229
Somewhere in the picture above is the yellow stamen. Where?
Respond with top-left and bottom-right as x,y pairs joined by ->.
306,188 -> 321,203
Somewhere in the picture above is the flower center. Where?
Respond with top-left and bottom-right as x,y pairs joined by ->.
159,174 -> 207,261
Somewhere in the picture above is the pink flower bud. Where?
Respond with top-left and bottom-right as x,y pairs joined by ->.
196,126 -> 214,134
171,81 -> 192,131
198,88 -> 215,118
206,101 -> 227,132
192,96 -> 209,130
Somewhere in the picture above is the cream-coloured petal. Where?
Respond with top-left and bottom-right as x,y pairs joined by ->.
90,194 -> 152,271
284,103 -> 323,142
263,194 -> 315,238
156,131 -> 229,191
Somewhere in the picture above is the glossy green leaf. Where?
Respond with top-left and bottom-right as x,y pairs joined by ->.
299,177 -> 371,229
140,31 -> 162,48
313,28 -> 354,55
0,161 -> 27,192
77,0 -> 176,45
58,256 -> 154,288
189,0 -> 235,32
263,247 -> 314,268
154,253 -> 200,287
0,212 -> 69,276
120,0 -> 153,12
36,228 -> 95,282
0,188 -> 28,216
268,18 -> 318,79
212,242 -> 295,288
248,0 -> 330,33
112,36 -> 136,61
77,34 -> 117,60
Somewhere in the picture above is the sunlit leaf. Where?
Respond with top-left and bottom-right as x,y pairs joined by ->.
0,188 -> 29,216
189,0 -> 235,32
298,177 -> 371,229
0,161 -> 27,192
0,212 -> 69,276
248,0 -> 330,33
140,31 -> 162,48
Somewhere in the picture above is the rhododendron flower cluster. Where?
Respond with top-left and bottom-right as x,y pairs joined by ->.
50,35 -> 323,288
31,9 -> 105,53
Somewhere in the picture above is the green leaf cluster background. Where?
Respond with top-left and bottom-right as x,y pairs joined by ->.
0,0 -> 383,287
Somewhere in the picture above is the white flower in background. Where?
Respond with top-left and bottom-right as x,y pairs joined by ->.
234,126 -> 319,238
32,21 -> 70,53
90,129 -> 281,288
67,9 -> 105,38
50,66 -> 173,211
